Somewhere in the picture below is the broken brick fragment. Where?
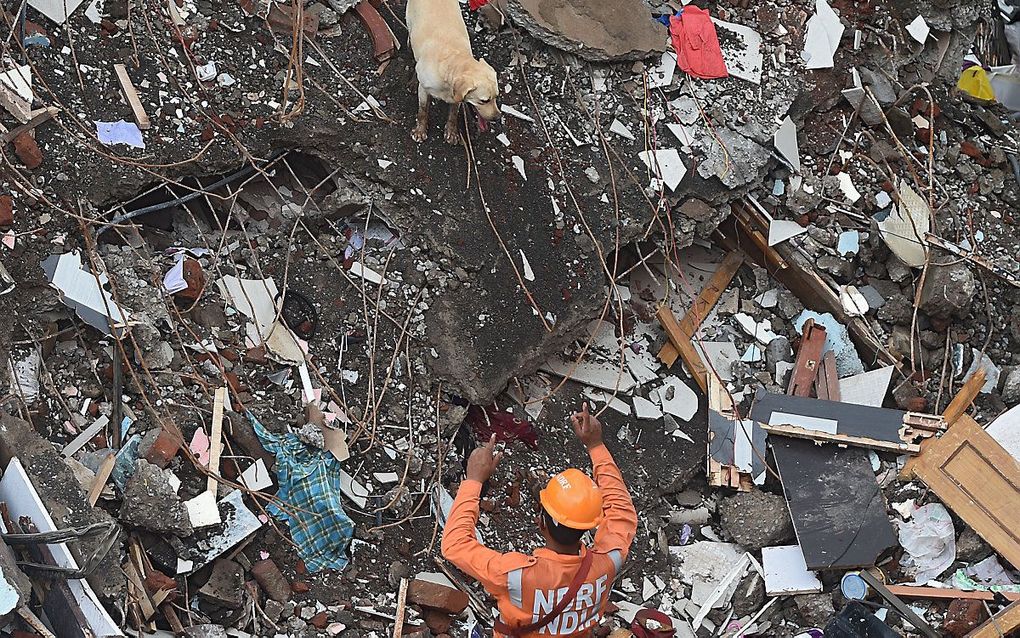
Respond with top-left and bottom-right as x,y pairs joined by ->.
251,559 -> 292,603
143,569 -> 178,600
309,612 -> 329,629
0,195 -> 12,228
13,133 -> 42,169
290,579 -> 311,594
406,579 -> 469,615
943,598 -> 986,637
139,426 -> 182,469
422,609 -> 453,634
177,258 -> 206,302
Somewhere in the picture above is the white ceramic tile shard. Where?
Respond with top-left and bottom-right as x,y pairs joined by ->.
28,0 -> 88,24
839,285 -> 870,317
768,220 -> 808,246
761,545 -> 822,595
633,396 -> 663,420
768,412 -> 838,434
713,19 -> 763,84
878,181 -> 931,268
839,366 -> 895,407
519,250 -> 535,281
734,312 -> 779,344
653,376 -> 699,421
610,119 -> 635,141
836,172 -> 862,203
218,276 -> 303,364
986,404 -> 1020,462
906,15 -> 930,44
638,149 -> 687,191
773,116 -> 801,173
647,50 -> 678,89
802,0 -> 845,69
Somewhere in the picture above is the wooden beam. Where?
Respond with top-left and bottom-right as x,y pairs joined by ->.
787,319 -> 826,397
815,351 -> 840,401
966,601 -> 1020,638
87,452 -> 117,506
113,64 -> 151,130
206,387 -> 227,494
657,305 -> 709,393
658,250 -> 744,367
761,422 -> 922,454
942,369 -> 986,426
885,586 -> 1020,602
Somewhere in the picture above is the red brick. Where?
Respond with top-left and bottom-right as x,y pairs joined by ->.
309,612 -> 328,629
140,427 -> 182,469
144,569 -> 178,601
251,559 -> 291,602
13,133 -> 42,169
290,580 -> 311,594
422,609 -> 453,634
406,579 -> 468,615
943,599 -> 986,637
0,195 -> 12,228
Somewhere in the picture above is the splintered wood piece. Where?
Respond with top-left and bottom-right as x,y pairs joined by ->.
814,351 -> 840,401
206,387 -> 227,494
942,368 -> 986,426
787,319 -> 826,397
911,415 -> 1020,570
884,586 -> 1020,602
761,422 -> 921,454
113,64 -> 151,130
658,251 -> 744,368
392,578 -> 408,638
88,452 -> 117,506
657,305 -> 709,393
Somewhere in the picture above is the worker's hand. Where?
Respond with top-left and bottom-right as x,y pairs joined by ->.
466,434 -> 503,483
571,402 -> 603,450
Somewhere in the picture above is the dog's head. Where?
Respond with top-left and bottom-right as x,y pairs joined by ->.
454,58 -> 501,122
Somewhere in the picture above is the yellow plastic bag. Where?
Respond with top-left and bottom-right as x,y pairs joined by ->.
958,66 -> 995,101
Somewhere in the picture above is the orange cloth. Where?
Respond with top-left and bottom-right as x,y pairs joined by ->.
669,7 -> 728,80
442,444 -> 637,637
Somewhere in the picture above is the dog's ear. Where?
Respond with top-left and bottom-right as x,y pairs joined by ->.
454,78 -> 476,103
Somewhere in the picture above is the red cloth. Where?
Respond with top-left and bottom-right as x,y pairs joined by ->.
669,7 -> 728,80
469,0 -> 489,10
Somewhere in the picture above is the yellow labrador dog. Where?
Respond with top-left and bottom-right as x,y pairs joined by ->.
406,0 -> 501,144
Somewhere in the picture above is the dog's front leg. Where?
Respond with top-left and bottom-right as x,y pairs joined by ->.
412,82 -> 430,142
444,102 -> 462,145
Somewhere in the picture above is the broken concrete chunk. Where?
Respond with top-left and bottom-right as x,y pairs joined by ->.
119,460 -> 192,537
719,490 -> 795,552
918,260 -> 976,320
198,560 -> 245,609
505,0 -> 667,62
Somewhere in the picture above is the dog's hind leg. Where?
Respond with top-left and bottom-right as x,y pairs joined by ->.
444,102 -> 462,145
412,82 -> 430,142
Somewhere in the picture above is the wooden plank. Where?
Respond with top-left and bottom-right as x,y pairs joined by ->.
658,251 -> 744,366
943,369 -> 986,426
761,423 -> 921,454
770,437 -> 898,570
392,578 -> 408,638
815,351 -> 840,401
657,305 -> 709,393
113,64 -> 151,130
206,387 -> 227,494
125,562 -> 157,621
0,106 -> 59,144
912,415 -> 1020,570
788,319 -> 826,397
966,601 -> 1020,638
885,586 -> 1020,603
87,452 -> 117,506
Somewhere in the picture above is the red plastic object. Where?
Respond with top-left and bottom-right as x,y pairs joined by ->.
669,7 -> 728,80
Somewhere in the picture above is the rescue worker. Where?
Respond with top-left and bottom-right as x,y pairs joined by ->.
442,403 -> 637,637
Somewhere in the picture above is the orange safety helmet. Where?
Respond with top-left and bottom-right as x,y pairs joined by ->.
539,468 -> 604,530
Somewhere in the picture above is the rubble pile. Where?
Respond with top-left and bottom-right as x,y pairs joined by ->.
1,0 -> 1020,634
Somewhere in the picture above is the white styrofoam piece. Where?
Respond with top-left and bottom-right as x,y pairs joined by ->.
761,545 -> 822,595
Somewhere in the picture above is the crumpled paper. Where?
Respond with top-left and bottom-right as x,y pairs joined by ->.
897,502 -> 956,584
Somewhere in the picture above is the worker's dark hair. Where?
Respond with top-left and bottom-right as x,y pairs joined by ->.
541,509 -> 585,546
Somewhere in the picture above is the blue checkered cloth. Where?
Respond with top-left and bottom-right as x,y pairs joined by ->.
250,413 -> 355,572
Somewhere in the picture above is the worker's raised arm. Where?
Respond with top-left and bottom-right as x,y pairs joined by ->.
588,443 -> 637,555
440,436 -> 529,594
571,404 -> 637,556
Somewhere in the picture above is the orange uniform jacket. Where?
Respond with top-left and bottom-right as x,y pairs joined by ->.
442,444 -> 637,637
